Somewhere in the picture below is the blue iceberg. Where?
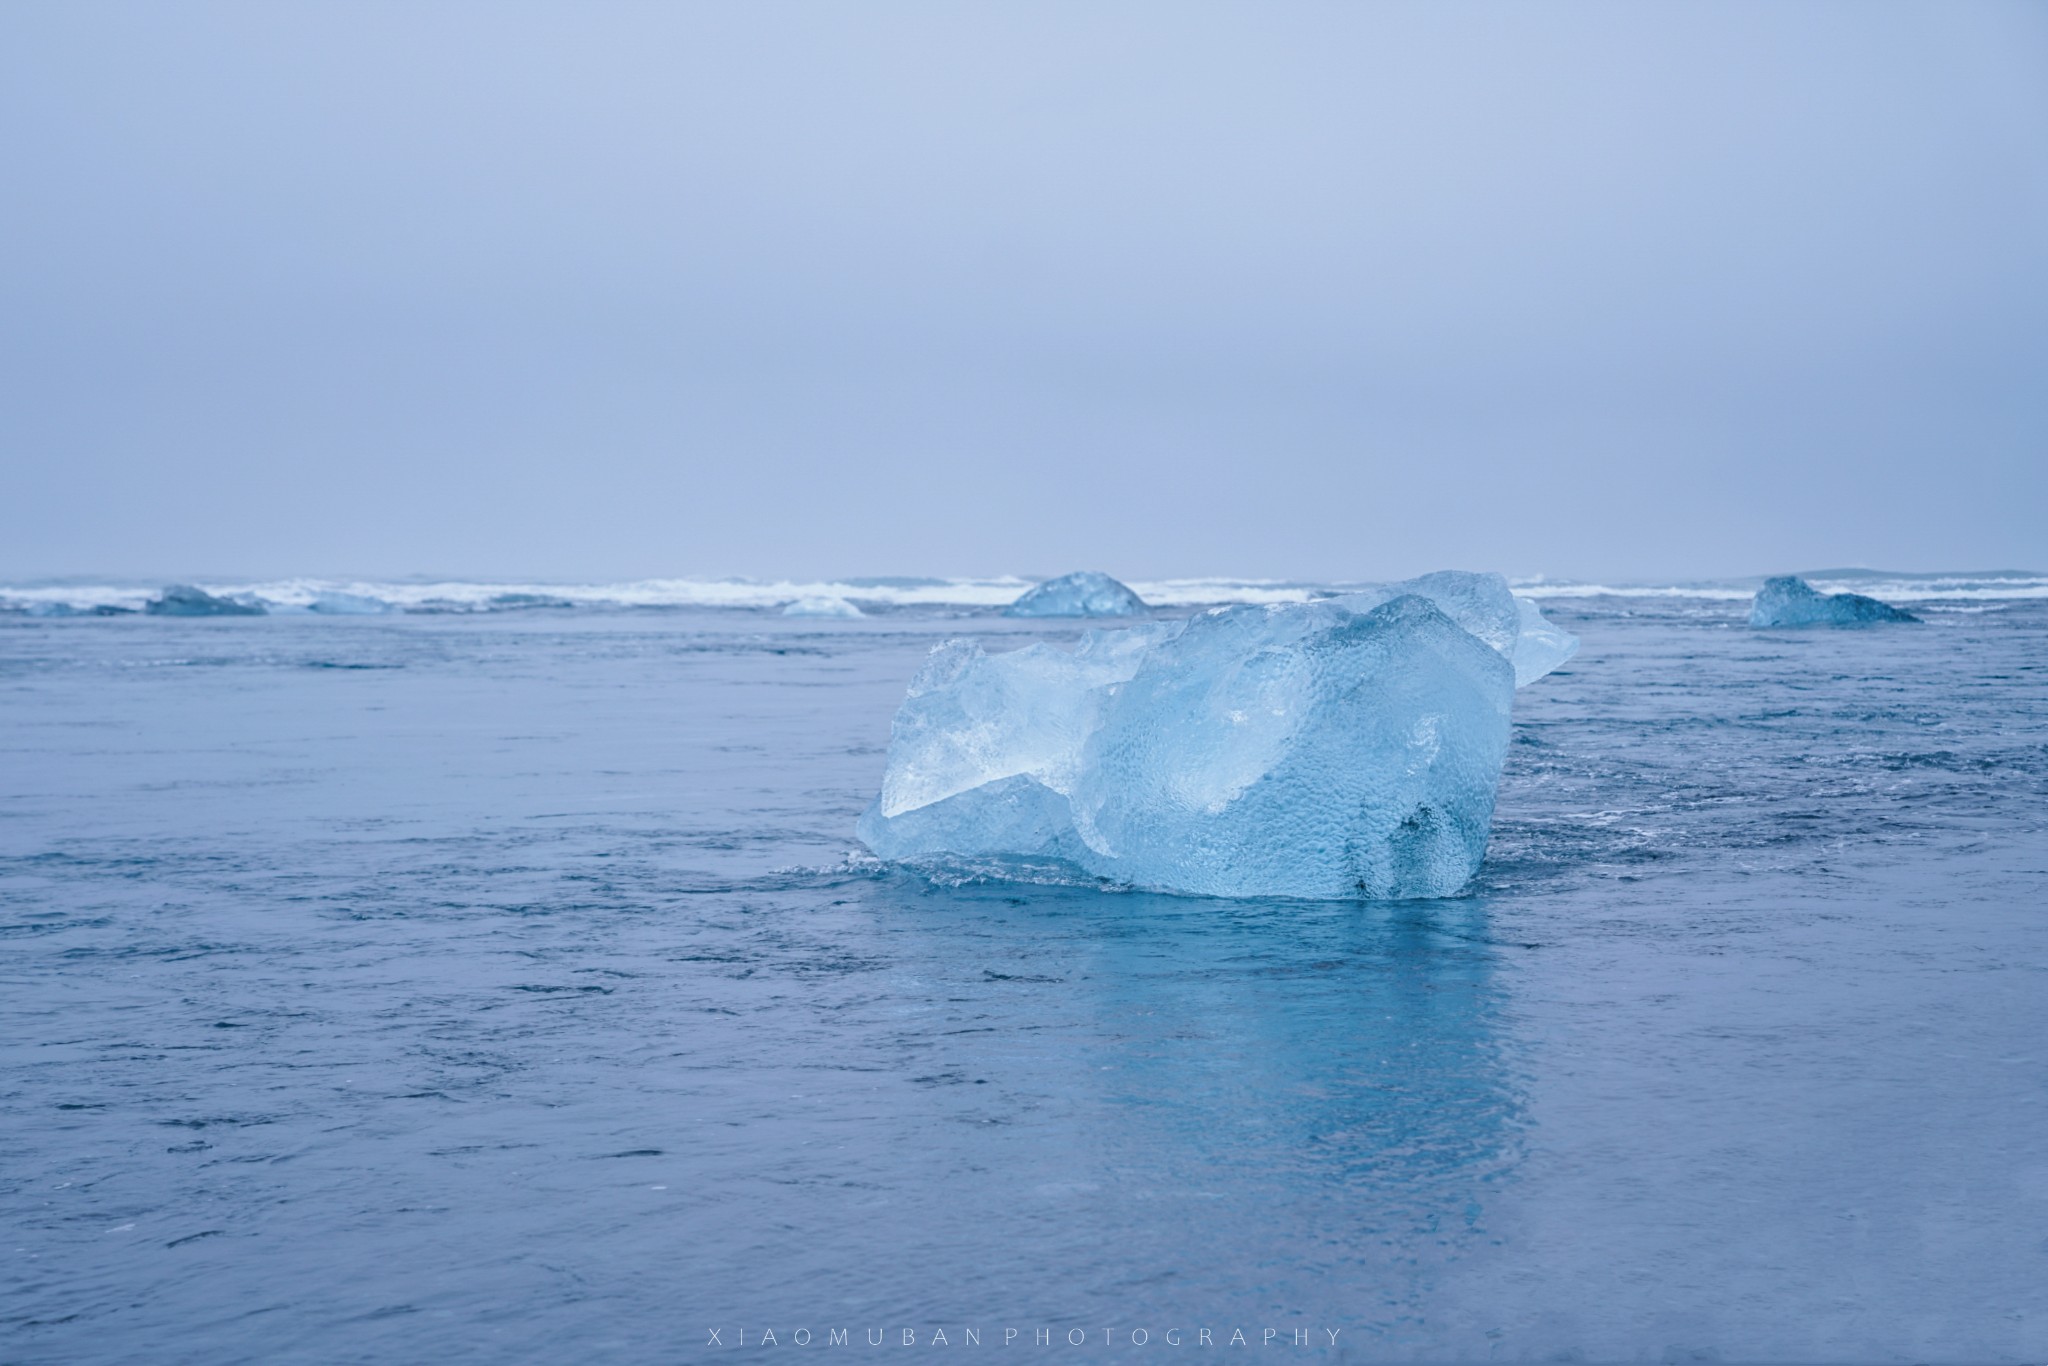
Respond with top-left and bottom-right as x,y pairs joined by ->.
783,596 -> 864,618
27,601 -> 137,617
145,585 -> 265,617
305,591 -> 396,615
1749,575 -> 1918,628
859,571 -> 1577,900
486,593 -> 575,611
1004,571 -> 1147,618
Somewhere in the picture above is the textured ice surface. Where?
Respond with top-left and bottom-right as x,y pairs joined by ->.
1005,570 -> 1147,618
860,573 -> 1577,899
866,624 -> 1169,845
782,596 -> 864,618
1750,575 -> 1919,628
1330,570 -> 1577,687
1511,595 -> 1581,686
145,585 -> 265,616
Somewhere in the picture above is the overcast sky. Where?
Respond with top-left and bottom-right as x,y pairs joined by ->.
3,2 -> 2044,584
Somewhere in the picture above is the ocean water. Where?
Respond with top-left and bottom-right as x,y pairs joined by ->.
2,582 -> 2044,1363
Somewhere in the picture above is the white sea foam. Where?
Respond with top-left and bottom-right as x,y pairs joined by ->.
1510,575 -> 2048,604
1803,576 -> 2048,603
4,570 -> 2043,616
1509,581 -> 1756,602
1125,578 -> 1322,606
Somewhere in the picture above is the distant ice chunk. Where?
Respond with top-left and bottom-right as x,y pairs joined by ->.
487,593 -> 575,611
306,591 -> 396,615
1005,571 -> 1147,618
860,572 -> 1576,899
145,585 -> 265,617
1749,575 -> 1918,628
25,600 -> 136,617
783,596 -> 864,618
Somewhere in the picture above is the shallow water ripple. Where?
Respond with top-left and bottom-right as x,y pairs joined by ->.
2,605 -> 2044,1363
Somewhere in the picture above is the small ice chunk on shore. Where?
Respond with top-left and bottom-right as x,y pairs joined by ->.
145,585 -> 265,617
1005,571 -> 1147,618
860,572 -> 1577,900
783,596 -> 864,618
1749,575 -> 1918,628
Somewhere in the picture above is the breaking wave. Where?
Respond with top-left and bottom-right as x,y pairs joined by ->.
2,569 -> 2042,617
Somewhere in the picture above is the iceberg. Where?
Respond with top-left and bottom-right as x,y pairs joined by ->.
145,585 -> 265,617
305,591 -> 395,615
859,571 -> 1578,900
19,600 -> 134,617
1004,571 -> 1147,618
1749,575 -> 1918,628
486,593 -> 575,610
783,596 -> 864,618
